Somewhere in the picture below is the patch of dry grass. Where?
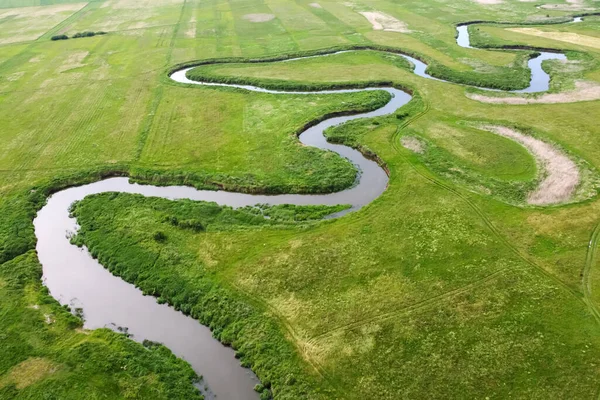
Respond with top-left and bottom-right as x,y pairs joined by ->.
401,136 -> 425,153
0,358 -> 60,390
481,125 -> 579,205
0,3 -> 86,44
243,13 -> 275,22
468,81 -> 600,104
509,28 -> 600,50
359,11 -> 411,33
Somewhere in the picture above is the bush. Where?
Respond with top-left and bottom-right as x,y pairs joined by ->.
51,35 -> 68,41
72,31 -> 107,39
153,231 -> 167,242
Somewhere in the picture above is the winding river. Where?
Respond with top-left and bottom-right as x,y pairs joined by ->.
35,18 -> 576,399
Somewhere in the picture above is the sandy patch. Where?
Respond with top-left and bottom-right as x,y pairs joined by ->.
509,28 -> 600,50
243,13 -> 275,22
0,358 -> 60,389
359,11 -> 411,33
401,136 -> 424,153
309,2 -> 322,7
481,125 -> 579,205
473,0 -> 503,4
468,80 -> 600,104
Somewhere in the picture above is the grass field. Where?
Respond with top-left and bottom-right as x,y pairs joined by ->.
2,0 -> 600,398
0,251 -> 202,399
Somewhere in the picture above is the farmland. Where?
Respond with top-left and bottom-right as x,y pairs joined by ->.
2,0 -> 600,398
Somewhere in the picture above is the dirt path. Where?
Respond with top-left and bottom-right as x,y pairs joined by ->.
481,125 -> 579,205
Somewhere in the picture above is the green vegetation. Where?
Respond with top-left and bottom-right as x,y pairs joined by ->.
133,89 -> 390,194
70,193 -> 350,399
0,251 -> 202,399
185,46 -> 535,91
51,31 -> 107,41
2,0 -> 600,398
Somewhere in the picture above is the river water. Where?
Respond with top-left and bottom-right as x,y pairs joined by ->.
35,80 -> 410,399
35,17 -> 574,400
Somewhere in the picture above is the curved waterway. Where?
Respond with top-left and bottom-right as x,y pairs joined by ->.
35,16 -> 579,400
456,23 -> 566,93
36,81 -> 411,399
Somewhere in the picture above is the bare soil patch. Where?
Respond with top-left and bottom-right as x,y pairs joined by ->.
468,81 -> 600,104
359,11 -> 411,33
243,13 -> 275,22
309,2 -> 322,8
509,28 -> 600,50
481,125 -> 579,205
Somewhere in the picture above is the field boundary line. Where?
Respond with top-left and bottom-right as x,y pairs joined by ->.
306,267 -> 509,345
39,2 -> 99,41
583,221 -> 600,323
391,102 -> 583,303
134,0 -> 188,161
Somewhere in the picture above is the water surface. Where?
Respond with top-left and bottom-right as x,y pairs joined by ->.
36,75 -> 411,399
455,23 -> 566,93
36,17 -> 576,398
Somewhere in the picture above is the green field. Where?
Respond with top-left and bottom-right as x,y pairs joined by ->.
3,0 -> 600,398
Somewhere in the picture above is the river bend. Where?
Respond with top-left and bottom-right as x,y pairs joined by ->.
35,16 -> 578,400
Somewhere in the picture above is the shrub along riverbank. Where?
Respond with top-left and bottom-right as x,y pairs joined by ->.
181,45 -> 533,91
0,250 -> 202,399
133,89 -> 392,194
70,193 -> 349,399
0,167 -> 205,398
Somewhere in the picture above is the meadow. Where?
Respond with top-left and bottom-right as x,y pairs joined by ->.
2,0 -> 600,398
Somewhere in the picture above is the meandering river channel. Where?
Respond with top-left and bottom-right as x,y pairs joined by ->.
35,18 -> 576,399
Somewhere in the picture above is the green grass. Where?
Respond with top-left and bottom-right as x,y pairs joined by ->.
135,87 -> 390,193
0,251 -> 202,399
2,0 -> 600,397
